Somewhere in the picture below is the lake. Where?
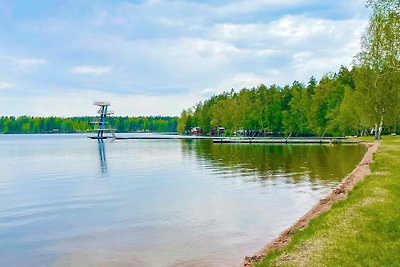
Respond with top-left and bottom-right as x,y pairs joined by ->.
0,134 -> 366,266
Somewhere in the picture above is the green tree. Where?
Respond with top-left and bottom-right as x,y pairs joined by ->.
355,0 -> 400,138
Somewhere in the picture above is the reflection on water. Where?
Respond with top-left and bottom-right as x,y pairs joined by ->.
183,141 -> 366,184
0,134 -> 367,267
97,140 -> 108,175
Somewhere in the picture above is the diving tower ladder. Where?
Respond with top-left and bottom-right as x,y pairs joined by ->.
90,101 -> 116,139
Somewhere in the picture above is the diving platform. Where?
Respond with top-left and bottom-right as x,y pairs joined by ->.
94,101 -> 111,106
90,101 -> 116,139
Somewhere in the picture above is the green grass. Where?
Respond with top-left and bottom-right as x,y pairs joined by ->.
256,136 -> 400,267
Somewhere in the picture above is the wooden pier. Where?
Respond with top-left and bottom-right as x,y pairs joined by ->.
89,135 -> 359,144
89,135 -> 215,140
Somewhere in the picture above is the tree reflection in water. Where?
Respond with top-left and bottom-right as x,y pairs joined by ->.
181,140 -> 366,186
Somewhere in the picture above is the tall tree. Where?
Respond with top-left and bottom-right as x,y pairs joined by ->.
355,0 -> 400,138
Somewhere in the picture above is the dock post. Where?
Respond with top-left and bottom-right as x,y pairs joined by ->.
286,132 -> 292,144
320,130 -> 327,144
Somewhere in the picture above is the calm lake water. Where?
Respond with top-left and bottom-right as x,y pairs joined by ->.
0,134 -> 366,267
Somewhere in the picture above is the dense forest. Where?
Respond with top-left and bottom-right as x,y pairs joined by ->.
0,116 -> 178,134
178,0 -> 400,138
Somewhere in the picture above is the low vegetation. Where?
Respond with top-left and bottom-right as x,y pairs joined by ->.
255,136 -> 400,266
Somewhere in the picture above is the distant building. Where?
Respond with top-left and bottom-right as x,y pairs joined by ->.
211,126 -> 225,136
191,127 -> 203,135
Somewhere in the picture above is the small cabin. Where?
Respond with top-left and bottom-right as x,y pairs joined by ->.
210,126 -> 225,136
191,127 -> 203,135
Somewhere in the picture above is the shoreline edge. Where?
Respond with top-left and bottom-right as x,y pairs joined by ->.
241,142 -> 379,267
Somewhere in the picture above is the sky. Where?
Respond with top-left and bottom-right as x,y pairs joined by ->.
0,0 -> 370,117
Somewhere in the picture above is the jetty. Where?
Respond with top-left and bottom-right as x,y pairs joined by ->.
89,135 -> 214,140
114,136 -> 214,140
94,135 -> 359,144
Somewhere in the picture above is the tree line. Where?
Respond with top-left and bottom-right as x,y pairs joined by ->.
178,0 -> 400,138
0,116 -> 178,134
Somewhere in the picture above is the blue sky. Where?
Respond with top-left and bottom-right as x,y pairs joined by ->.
0,0 -> 370,116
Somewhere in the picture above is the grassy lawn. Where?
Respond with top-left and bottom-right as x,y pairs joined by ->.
256,136 -> 400,267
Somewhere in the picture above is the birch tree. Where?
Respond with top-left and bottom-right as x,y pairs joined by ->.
355,0 -> 400,138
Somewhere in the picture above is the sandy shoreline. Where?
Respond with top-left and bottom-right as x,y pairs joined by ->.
241,142 -> 379,267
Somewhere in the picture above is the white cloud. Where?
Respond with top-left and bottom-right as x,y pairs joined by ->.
284,17 -> 368,81
16,58 -> 46,66
212,15 -> 367,47
214,0 -> 307,17
1,89 -> 202,117
206,15 -> 368,87
269,16 -> 330,40
61,14 -> 367,98
71,66 -> 112,75
0,82 -> 15,90
201,72 -> 266,95
0,0 -> 371,116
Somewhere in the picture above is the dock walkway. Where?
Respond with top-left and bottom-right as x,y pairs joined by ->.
89,136 -> 215,140
89,136 -> 359,144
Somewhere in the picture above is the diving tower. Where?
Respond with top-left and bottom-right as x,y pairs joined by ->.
90,101 -> 116,139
